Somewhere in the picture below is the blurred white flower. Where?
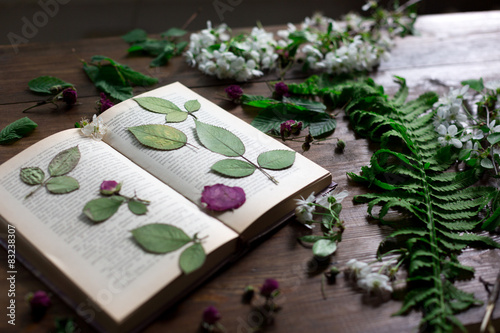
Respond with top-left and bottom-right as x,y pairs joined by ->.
437,124 -> 462,148
357,272 -> 393,294
345,259 -> 371,280
80,114 -> 107,141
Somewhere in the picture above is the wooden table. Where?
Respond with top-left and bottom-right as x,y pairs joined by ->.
1,10 -> 500,333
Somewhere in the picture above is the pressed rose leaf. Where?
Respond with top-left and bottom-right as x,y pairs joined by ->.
128,124 -> 187,150
48,146 -> 81,177
28,76 -> 73,94
128,199 -> 148,215
179,243 -> 206,274
201,183 -> 246,211
184,100 -> 201,112
165,111 -> 188,123
133,97 -> 182,114
131,223 -> 192,253
312,239 -> 337,257
0,117 -> 38,145
194,120 -> 245,157
211,159 -> 256,177
257,150 -> 296,170
46,176 -> 80,194
20,167 -> 45,185
83,197 -> 123,222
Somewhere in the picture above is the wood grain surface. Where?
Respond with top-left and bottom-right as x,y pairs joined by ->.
0,10 -> 499,333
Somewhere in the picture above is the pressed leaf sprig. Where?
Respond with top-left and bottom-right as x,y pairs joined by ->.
23,76 -> 77,112
133,97 -> 201,123
21,146 -> 80,199
132,223 -> 206,274
83,180 -> 150,223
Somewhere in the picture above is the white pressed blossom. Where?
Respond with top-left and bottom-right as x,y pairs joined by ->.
294,192 -> 316,224
437,124 -> 462,148
345,259 -> 371,280
357,272 -> 393,294
433,85 -> 469,109
80,114 -> 107,141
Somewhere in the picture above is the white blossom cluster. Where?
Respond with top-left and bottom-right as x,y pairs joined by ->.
294,189 -> 349,224
345,259 -> 393,295
79,114 -> 107,141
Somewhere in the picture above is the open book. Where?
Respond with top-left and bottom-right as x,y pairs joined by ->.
0,82 -> 332,332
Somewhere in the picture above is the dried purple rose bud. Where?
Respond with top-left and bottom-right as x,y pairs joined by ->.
201,184 -> 246,211
225,85 -> 243,102
260,278 -> 279,298
100,180 -> 121,196
242,285 -> 255,304
27,290 -> 51,320
98,93 -> 114,113
280,120 -> 302,139
202,305 -> 221,325
62,87 -> 78,106
274,82 -> 290,98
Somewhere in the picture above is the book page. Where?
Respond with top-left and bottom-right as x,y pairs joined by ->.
100,82 -> 331,234
0,129 -> 238,323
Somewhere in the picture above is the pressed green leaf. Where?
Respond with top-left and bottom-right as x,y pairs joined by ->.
28,76 -> 73,94
179,243 -> 206,274
184,100 -> 201,112
131,223 -> 191,253
211,159 -> 256,177
133,97 -> 182,114
46,176 -> 79,194
20,167 -> 45,185
128,124 -> 187,150
128,199 -> 148,215
257,150 -> 295,170
165,112 -> 188,123
122,28 -> 147,43
0,117 -> 38,145
83,197 -> 123,222
161,27 -> 187,38
48,146 -> 81,177
194,120 -> 245,157
312,239 -> 337,257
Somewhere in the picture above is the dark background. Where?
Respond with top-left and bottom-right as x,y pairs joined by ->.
1,0 -> 500,46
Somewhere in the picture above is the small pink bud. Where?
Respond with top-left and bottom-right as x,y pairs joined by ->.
99,180 -> 121,195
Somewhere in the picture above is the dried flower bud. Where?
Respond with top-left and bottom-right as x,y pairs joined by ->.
260,278 -> 279,298
98,93 -> 114,113
324,266 -> 340,283
27,290 -> 51,320
302,142 -> 311,152
274,81 -> 291,98
202,305 -> 221,325
242,285 -> 255,304
337,139 -> 346,151
225,85 -> 243,101
62,87 -> 77,106
280,120 -> 302,139
100,180 -> 121,195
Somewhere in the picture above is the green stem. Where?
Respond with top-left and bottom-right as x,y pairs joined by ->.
240,154 -> 279,185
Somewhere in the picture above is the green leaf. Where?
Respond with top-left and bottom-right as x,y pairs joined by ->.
122,28 -> 147,43
312,239 -> 337,257
46,176 -> 80,194
161,27 -> 187,38
95,80 -> 133,101
283,96 -> 327,112
0,117 -> 38,145
48,146 -> 81,177
28,76 -> 73,94
184,100 -> 201,112
481,158 -> 494,169
461,78 -> 484,92
299,235 -> 328,243
128,124 -> 187,150
487,132 -> 500,145
83,197 -> 123,222
165,112 -> 188,123
119,66 -> 158,86
131,223 -> 192,253
211,159 -> 256,177
257,150 -> 296,170
133,97 -> 182,114
128,199 -> 148,215
309,113 -> 337,137
20,167 -> 45,185
179,243 -> 206,274
194,120 -> 245,157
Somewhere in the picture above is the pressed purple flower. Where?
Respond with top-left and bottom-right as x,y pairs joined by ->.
225,85 -> 243,101
62,87 -> 78,105
202,305 -> 221,325
201,184 -> 246,211
274,82 -> 290,98
260,278 -> 279,298
280,120 -> 302,139
99,180 -> 121,195
99,93 -> 114,113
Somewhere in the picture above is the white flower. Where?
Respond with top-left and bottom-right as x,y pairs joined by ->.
488,120 -> 500,134
345,259 -> 371,280
294,192 -> 316,224
484,80 -> 500,91
317,189 -> 349,206
80,114 -> 107,141
357,272 -> 393,294
437,124 -> 462,148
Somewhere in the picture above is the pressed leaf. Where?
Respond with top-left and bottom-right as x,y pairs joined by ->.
211,159 -> 256,177
131,223 -> 191,253
48,146 -> 81,177
0,117 -> 38,145
194,120 -> 245,157
128,199 -> 148,215
184,100 -> 201,112
312,239 -> 337,257
46,176 -> 79,194
133,97 -> 182,114
20,167 -> 45,185
129,124 -> 187,150
83,197 -> 123,222
257,150 -> 296,170
28,76 -> 73,94
165,112 -> 188,123
179,243 -> 206,274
